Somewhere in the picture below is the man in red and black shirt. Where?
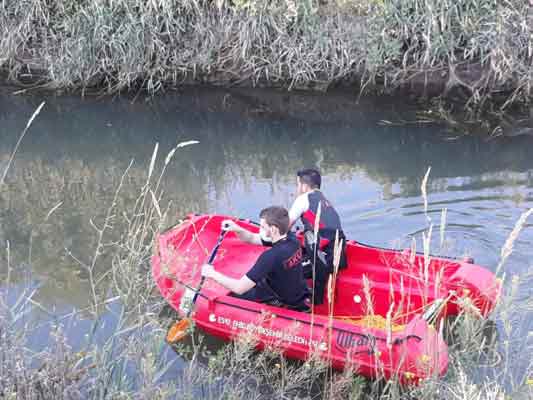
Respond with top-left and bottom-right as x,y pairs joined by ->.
201,206 -> 310,310
289,168 -> 347,305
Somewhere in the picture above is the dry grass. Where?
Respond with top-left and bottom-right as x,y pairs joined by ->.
1,0 -> 531,109
367,0 -> 533,108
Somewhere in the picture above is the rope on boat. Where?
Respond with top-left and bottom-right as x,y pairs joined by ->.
334,302 -> 427,327
190,216 -> 211,256
335,292 -> 455,332
337,315 -> 406,332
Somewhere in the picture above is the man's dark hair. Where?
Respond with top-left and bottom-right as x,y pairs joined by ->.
297,168 -> 321,189
259,206 -> 290,235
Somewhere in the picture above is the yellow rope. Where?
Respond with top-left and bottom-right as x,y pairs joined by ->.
334,295 -> 447,322
337,315 -> 406,332
334,295 -> 454,332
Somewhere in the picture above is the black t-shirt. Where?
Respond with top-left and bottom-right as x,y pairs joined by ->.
246,233 -> 308,306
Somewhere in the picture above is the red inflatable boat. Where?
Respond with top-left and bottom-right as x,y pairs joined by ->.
152,214 -> 503,383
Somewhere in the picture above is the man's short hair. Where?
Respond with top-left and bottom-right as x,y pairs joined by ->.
259,206 -> 290,235
297,168 -> 321,189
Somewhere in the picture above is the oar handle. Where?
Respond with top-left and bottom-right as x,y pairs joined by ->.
192,276 -> 207,305
207,230 -> 227,264
189,230 -> 227,314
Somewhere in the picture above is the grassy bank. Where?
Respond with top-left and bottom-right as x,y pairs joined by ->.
0,1 -> 532,109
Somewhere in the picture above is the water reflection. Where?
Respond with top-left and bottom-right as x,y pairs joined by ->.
1,87 -> 533,313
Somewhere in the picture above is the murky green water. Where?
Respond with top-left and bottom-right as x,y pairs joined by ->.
1,87 -> 532,387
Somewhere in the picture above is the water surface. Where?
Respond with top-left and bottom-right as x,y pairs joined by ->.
1,87 -> 532,388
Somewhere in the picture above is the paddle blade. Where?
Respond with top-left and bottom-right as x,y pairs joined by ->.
166,319 -> 191,343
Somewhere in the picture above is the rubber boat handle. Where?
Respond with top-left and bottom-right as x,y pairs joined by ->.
189,229 -> 228,313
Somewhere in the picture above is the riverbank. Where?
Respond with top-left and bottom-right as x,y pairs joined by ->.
1,1 -> 532,109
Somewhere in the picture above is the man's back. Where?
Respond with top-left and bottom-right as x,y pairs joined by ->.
246,233 -> 308,306
292,190 -> 343,236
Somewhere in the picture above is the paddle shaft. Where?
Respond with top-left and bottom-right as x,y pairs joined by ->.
188,229 -> 227,316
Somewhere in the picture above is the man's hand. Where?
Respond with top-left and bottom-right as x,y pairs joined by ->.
221,219 -> 240,232
200,263 -> 256,295
221,219 -> 262,245
201,263 -> 215,278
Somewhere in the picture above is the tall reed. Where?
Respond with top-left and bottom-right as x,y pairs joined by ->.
1,0 -> 531,109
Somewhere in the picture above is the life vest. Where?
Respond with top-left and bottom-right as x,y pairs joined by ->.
300,190 -> 343,244
300,190 -> 347,270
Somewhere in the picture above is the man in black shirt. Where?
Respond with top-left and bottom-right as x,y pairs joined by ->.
201,206 -> 310,310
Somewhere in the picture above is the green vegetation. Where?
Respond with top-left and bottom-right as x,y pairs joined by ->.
1,1 -> 531,109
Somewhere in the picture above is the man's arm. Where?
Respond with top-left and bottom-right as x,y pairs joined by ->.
288,194 -> 309,228
235,227 -> 262,245
201,264 -> 256,295
222,220 -> 262,245
202,249 -> 274,296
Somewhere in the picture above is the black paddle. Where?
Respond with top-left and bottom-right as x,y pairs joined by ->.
167,228 -> 228,342
190,229 -> 228,307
